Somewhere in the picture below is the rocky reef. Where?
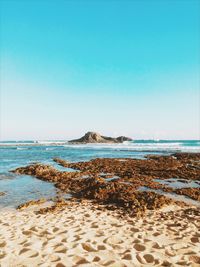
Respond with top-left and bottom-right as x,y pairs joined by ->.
12,153 -> 200,215
68,132 -> 132,144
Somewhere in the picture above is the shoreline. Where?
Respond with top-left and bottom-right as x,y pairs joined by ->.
1,152 -> 200,266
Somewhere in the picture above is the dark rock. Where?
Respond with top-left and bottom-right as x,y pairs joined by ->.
11,152 -> 200,215
69,132 -> 132,144
116,136 -> 132,142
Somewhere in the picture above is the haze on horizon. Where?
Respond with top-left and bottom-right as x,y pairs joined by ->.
0,0 -> 199,141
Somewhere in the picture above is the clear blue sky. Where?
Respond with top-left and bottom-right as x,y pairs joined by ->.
0,0 -> 199,140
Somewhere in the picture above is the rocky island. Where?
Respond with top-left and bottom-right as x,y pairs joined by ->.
68,131 -> 132,144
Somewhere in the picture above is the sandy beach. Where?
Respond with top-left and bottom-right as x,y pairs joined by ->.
0,201 -> 199,267
1,0 -> 200,264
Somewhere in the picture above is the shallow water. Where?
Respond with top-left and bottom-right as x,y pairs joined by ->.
0,140 -> 199,208
105,176 -> 121,182
0,175 -> 58,208
154,178 -> 200,189
139,186 -> 200,207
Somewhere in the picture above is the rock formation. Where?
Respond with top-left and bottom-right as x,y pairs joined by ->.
68,132 -> 132,144
12,153 -> 200,215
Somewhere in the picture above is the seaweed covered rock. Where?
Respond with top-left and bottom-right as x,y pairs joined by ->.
11,152 -> 200,215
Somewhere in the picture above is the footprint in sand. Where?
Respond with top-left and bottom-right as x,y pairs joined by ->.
91,223 -> 99,228
93,256 -> 101,262
58,230 -> 68,234
54,245 -> 67,253
136,254 -> 146,264
97,244 -> 106,250
72,255 -> 89,264
144,238 -> 151,243
18,239 -> 27,245
29,226 -> 39,232
143,254 -> 155,264
0,241 -> 6,248
190,237 -> 199,243
19,248 -> 29,255
2,223 -> 9,226
40,230 -> 51,236
53,227 -> 60,233
22,230 -> 32,236
162,260 -> 172,266
134,244 -> 146,252
152,242 -> 163,249
55,263 -> 66,267
42,241 -> 48,247
19,248 -> 39,258
165,249 -> 176,257
49,254 -> 61,262
189,255 -> 200,264
153,231 -> 161,237
122,253 -> 132,260
110,223 -> 122,227
73,236 -> 81,242
23,241 -> 33,247
136,253 -> 155,265
133,238 -> 141,244
0,252 -> 6,259
147,227 -> 154,231
101,260 -> 116,266
81,242 -> 96,252
130,227 -> 139,232
180,260 -> 192,266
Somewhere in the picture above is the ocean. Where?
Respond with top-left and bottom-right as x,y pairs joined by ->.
0,140 -> 199,208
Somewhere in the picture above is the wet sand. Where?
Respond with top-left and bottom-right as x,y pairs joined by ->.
0,202 -> 199,267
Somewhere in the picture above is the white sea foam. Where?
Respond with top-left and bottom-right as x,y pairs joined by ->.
62,142 -> 200,152
0,141 -> 67,146
0,140 -> 199,152
36,140 -> 67,145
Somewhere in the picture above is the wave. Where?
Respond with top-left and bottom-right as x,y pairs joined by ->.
0,140 -> 199,153
36,140 -> 67,145
0,140 -> 68,146
0,142 -> 35,146
63,142 -> 200,152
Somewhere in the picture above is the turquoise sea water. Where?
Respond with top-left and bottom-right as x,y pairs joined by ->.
0,140 -> 199,208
